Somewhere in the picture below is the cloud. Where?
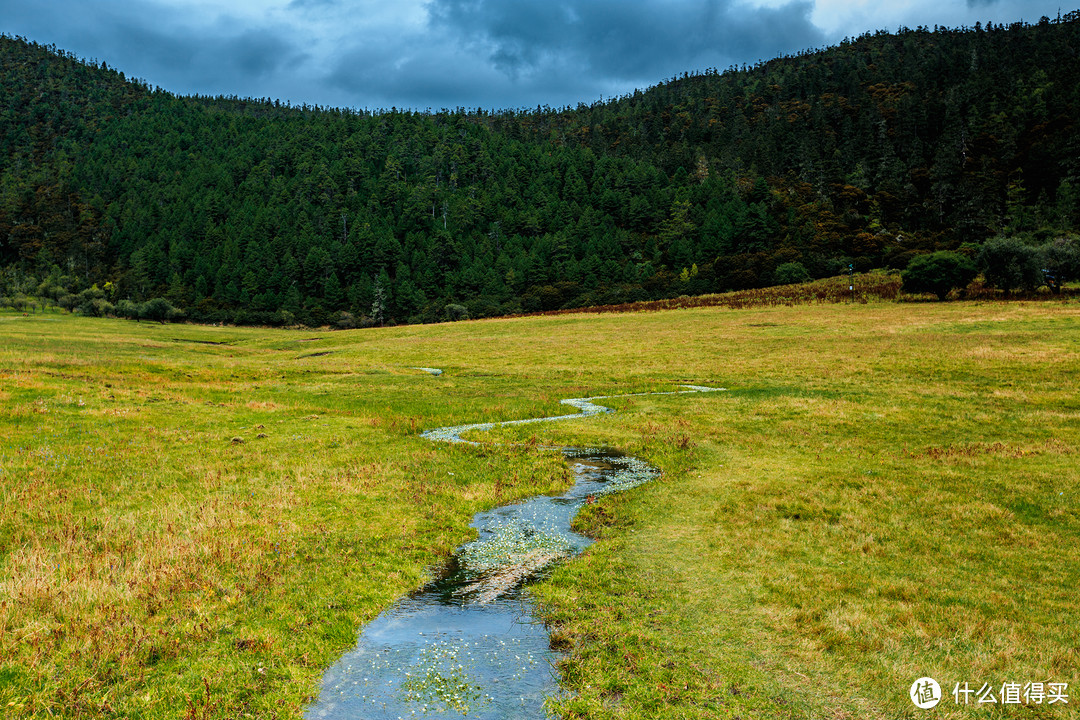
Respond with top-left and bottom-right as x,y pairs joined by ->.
288,0 -> 339,9
427,0 -> 827,87
226,30 -> 303,79
324,31 -> 598,110
0,0 -> 1070,110
0,0 -> 307,95
321,0 -> 828,109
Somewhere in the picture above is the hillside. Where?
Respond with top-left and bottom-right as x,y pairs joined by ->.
2,14 -> 1080,325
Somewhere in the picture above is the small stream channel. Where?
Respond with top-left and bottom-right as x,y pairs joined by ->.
305,384 -> 722,720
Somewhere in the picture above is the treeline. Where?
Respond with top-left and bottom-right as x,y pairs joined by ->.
2,15 -> 1079,326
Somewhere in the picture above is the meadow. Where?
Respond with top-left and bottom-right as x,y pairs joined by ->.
0,299 -> 1077,719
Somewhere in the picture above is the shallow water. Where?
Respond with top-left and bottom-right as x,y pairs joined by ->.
305,386 -> 721,719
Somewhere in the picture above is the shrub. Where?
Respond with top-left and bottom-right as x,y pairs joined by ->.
902,251 -> 977,300
336,311 -> 359,329
79,298 -> 115,317
140,297 -> 182,323
773,262 -> 811,285
464,297 -> 500,319
444,303 -> 469,321
978,237 -> 1042,295
116,299 -> 140,320
1038,236 -> 1080,292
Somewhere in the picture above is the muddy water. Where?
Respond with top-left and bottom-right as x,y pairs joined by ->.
305,386 -> 721,720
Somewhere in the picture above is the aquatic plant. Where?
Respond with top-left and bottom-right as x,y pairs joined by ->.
565,452 -> 660,498
399,641 -> 488,715
458,519 -> 575,578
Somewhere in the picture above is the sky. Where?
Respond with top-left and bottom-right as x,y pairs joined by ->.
0,0 -> 1072,111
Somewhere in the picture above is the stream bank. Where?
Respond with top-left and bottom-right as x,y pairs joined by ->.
305,384 -> 722,719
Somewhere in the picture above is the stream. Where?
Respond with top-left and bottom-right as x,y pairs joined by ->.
305,384 -> 723,720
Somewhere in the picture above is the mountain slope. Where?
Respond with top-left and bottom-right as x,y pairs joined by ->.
2,15 -> 1079,325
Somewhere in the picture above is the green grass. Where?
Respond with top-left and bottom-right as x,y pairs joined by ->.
1,301 -> 1078,718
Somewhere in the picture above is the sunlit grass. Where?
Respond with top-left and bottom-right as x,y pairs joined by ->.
0,311 -> 571,718
1,300 -> 1078,718
528,303 -> 1080,720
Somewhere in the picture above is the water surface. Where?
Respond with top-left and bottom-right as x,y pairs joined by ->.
306,386 -> 721,719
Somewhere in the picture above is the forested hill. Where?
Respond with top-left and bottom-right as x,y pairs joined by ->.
2,14 -> 1079,326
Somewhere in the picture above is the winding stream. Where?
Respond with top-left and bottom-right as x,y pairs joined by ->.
305,383 -> 723,720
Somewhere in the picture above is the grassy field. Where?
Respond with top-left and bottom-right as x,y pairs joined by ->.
1,300 -> 1077,719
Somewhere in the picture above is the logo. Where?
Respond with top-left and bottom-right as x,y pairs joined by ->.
911,677 -> 942,709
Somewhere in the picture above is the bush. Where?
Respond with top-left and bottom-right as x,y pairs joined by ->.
79,298 -> 115,317
902,251 -> 977,300
978,237 -> 1042,295
773,262 -> 811,285
140,297 -> 182,323
444,303 -> 469,321
1038,236 -> 1080,292
336,311 -> 359,329
116,299 -> 140,320
464,297 -> 500,319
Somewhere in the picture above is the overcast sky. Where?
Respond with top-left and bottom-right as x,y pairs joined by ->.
1,0 -> 1071,111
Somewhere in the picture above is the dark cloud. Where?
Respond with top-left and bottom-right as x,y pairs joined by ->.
327,41 -> 480,109
0,0 -> 306,96
428,0 -> 826,86
0,0 -> 1070,111
226,30 -> 303,79
321,0 -> 827,109
325,34 -> 600,110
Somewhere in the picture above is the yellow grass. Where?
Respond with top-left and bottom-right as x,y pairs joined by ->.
1,300 -> 1078,719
